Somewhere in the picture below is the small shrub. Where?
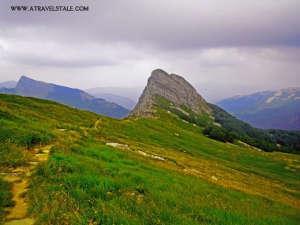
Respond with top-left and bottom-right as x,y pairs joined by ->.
203,125 -> 235,143
19,131 -> 53,149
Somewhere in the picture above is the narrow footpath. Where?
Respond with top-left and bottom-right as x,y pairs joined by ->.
2,145 -> 52,225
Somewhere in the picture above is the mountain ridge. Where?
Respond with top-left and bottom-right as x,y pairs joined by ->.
0,80 -> 17,89
0,75 -> 129,118
217,87 -> 300,130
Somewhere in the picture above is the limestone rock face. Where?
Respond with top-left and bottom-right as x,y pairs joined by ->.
130,69 -> 211,117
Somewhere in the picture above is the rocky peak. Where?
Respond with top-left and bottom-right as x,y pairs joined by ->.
130,69 -> 211,117
15,75 -> 53,98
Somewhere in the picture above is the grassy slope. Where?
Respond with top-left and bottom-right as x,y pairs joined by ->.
0,179 -> 13,224
99,110 -> 299,188
0,94 -> 299,225
0,94 -> 98,223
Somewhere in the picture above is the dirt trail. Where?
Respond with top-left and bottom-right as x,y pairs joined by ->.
3,145 -> 52,225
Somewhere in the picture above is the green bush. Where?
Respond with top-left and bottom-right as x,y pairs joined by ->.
203,125 -> 235,143
0,120 -> 53,149
19,131 -> 53,149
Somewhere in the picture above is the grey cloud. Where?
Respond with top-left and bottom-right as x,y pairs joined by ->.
0,38 -> 126,68
1,0 -> 300,49
8,55 -> 116,68
0,0 -> 299,102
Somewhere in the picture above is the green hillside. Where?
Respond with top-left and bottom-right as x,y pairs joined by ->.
1,93 -> 300,225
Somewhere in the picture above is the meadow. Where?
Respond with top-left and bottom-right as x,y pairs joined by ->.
0,94 -> 299,224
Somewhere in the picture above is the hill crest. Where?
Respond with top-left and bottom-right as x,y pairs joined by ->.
130,69 -> 211,117
0,75 -> 129,118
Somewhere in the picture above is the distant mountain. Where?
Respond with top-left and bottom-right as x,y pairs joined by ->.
217,88 -> 300,130
87,87 -> 142,102
0,76 -> 129,118
86,92 -> 136,110
0,81 -> 17,88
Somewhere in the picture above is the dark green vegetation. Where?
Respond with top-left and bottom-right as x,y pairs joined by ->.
203,125 -> 235,143
153,95 -> 300,153
0,179 -> 13,223
1,93 -> 300,224
210,104 -> 300,153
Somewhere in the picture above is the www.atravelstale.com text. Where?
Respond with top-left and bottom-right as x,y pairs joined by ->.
11,5 -> 89,12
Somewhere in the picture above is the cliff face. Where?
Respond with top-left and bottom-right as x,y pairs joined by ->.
130,69 -> 211,117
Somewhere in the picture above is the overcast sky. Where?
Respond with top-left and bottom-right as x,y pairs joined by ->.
0,0 -> 300,102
